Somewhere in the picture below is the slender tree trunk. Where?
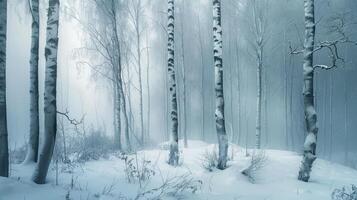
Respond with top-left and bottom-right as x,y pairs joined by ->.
110,0 -> 130,151
255,47 -> 262,149
134,0 -> 145,146
25,0 -> 40,164
213,0 -> 228,170
180,0 -> 188,148
235,38 -> 241,145
283,30 -> 289,150
198,15 -> 205,141
263,58 -> 268,147
328,73 -> 333,160
289,56 -> 294,150
298,0 -> 318,182
118,76 -> 130,151
323,77 -> 328,157
228,33 -> 234,143
0,0 -> 9,178
167,0 -> 179,166
113,82 -> 122,150
344,74 -> 348,164
123,51 -> 135,143
32,0 -> 60,184
146,31 -> 151,143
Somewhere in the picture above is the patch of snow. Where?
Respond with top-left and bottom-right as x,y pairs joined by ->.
1,140 -> 357,200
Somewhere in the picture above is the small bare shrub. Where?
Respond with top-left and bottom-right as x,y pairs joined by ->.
241,151 -> 267,183
135,172 -> 202,200
200,149 -> 218,172
332,185 -> 357,200
117,153 -> 155,186
9,145 -> 26,164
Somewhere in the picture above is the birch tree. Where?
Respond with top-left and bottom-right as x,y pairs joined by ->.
167,0 -> 179,166
290,0 -> 357,182
213,0 -> 228,170
33,0 -> 60,184
127,0 -> 145,145
245,0 -> 269,149
73,0 -> 133,150
24,0 -> 40,164
0,0 -> 8,178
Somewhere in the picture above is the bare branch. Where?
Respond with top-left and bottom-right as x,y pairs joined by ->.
57,110 -> 85,128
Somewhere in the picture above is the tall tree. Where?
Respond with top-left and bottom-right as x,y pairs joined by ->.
0,0 -> 8,178
167,0 -> 179,166
246,0 -> 268,149
179,0 -> 187,148
32,0 -> 60,184
292,0 -> 357,182
24,0 -> 40,164
213,0 -> 228,170
127,0 -> 145,145
110,0 -> 131,151
145,30 -> 151,143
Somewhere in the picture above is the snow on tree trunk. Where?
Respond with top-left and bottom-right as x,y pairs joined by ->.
213,0 -> 228,170
298,0 -> 318,182
0,0 -> 8,178
32,0 -> 60,184
167,0 -> 179,166
25,0 -> 40,164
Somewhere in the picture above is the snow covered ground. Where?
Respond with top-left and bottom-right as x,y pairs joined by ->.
1,140 -> 357,200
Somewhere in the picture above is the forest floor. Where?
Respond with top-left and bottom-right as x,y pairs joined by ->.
1,140 -> 357,200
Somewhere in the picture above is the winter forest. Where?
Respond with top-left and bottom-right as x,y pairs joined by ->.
1,0 -> 357,199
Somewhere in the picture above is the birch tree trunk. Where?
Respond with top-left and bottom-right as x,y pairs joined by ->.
25,0 -> 40,163
110,0 -> 130,151
113,82 -> 122,150
0,0 -> 9,178
298,0 -> 318,182
213,0 -> 228,170
167,0 -> 179,166
33,0 -> 60,184
255,47 -> 262,149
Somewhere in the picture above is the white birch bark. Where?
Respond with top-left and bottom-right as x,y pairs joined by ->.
113,82 -> 122,150
298,0 -> 318,182
213,0 -> 228,170
255,47 -> 262,149
25,0 -> 40,164
33,0 -> 60,184
0,0 -> 8,178
167,0 -> 179,166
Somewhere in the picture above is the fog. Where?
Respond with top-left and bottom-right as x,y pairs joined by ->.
5,0 -> 357,168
